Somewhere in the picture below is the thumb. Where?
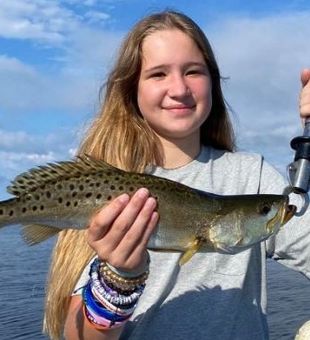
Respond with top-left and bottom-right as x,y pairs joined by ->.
301,68 -> 310,88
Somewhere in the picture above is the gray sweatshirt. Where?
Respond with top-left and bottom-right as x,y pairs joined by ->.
74,146 -> 310,340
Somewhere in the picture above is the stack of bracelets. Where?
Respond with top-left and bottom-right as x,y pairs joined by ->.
82,257 -> 149,330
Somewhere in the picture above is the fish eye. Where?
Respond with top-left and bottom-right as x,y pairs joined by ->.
258,203 -> 271,216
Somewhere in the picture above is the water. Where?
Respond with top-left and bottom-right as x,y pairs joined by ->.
0,226 -> 310,340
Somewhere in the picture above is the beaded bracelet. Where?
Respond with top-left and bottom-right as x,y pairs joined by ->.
83,304 -> 125,329
100,262 -> 149,292
83,282 -> 130,322
90,267 -> 143,306
83,258 -> 147,330
90,259 -> 145,304
90,284 -> 137,316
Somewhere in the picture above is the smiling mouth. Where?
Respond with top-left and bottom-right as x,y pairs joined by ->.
164,105 -> 195,110
163,105 -> 196,115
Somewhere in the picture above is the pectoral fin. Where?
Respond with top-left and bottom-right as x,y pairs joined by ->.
179,238 -> 203,266
21,224 -> 61,245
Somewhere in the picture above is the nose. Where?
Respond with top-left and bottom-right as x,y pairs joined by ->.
167,74 -> 190,98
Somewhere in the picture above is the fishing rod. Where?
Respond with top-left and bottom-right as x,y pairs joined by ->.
287,117 -> 310,214
288,118 -> 310,193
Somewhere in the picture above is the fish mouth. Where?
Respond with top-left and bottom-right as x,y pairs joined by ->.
281,204 -> 296,224
266,202 -> 296,232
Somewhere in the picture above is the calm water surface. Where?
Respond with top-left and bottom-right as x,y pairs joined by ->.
0,226 -> 310,339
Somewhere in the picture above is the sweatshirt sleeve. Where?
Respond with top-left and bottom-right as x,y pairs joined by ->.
260,160 -> 310,278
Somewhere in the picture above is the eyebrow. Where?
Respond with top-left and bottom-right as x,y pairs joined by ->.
142,62 -> 207,74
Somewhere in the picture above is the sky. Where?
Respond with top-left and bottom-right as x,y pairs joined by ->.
0,0 -> 310,199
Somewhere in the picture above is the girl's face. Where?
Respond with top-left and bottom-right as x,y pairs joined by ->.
137,29 -> 212,145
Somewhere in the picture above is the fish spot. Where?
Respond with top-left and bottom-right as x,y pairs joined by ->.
129,187 -> 134,192
79,185 -> 84,191
56,184 -> 63,190
9,210 -> 14,216
73,201 -> 78,207
115,176 -> 119,181
103,180 -> 109,184
110,185 -> 115,190
107,195 -> 112,201
66,201 -> 71,207
96,183 -> 101,187
58,197 -> 63,204
46,192 -> 51,199
119,186 -> 124,191
86,193 -> 92,198
72,191 -> 78,197
0,209 -> 3,215
40,205 -> 44,210
96,194 -> 102,200
32,206 -> 37,211
22,207 -> 27,213
69,184 -> 75,191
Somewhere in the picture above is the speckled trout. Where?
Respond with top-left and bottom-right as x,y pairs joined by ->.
0,157 -> 296,264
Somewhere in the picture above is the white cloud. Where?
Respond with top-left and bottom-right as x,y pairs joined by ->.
0,150 -> 56,183
0,129 -> 79,198
210,12 -> 310,121
0,1 -> 120,113
0,128 -> 81,161
0,0 -> 78,44
0,0 -> 114,45
0,54 -> 36,75
206,12 -> 310,170
84,10 -> 110,24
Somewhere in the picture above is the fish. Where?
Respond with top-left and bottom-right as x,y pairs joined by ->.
0,156 -> 296,264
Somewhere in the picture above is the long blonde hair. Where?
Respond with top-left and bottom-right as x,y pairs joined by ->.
44,10 -> 235,339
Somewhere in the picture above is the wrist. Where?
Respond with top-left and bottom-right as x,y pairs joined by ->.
105,251 -> 150,278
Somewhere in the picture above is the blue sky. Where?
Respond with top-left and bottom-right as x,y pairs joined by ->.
0,0 -> 310,198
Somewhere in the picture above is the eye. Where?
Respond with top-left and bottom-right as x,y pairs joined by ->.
258,203 -> 271,216
186,69 -> 203,76
149,72 -> 166,79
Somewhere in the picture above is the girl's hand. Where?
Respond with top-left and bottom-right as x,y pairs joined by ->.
86,188 -> 159,272
300,68 -> 310,119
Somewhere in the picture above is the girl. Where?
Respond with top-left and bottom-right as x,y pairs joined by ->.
44,10 -> 310,340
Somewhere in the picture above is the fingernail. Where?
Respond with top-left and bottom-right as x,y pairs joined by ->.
136,188 -> 149,198
146,197 -> 157,209
118,193 -> 130,204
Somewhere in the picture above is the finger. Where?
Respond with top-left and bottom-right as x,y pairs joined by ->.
301,68 -> 310,88
112,197 -> 157,267
100,188 -> 151,251
125,211 -> 159,269
87,193 -> 130,241
300,89 -> 310,118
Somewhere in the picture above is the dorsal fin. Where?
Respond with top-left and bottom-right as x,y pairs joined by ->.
7,155 -> 123,196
